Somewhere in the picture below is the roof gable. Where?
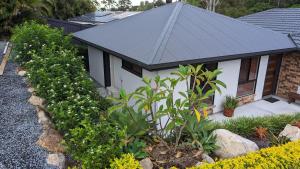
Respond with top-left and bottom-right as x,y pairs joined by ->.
73,3 -> 296,70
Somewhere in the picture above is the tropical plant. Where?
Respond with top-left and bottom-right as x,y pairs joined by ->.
255,126 -> 268,140
184,117 -> 218,154
109,65 -> 226,148
268,132 -> 290,147
109,98 -> 151,145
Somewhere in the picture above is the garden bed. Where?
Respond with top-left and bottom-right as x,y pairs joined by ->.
10,21 -> 300,169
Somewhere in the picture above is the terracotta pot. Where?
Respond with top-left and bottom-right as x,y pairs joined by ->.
224,108 -> 234,117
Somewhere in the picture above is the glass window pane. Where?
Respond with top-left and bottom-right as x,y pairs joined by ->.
239,59 -> 251,83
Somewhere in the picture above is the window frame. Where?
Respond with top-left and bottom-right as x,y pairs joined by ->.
237,57 -> 261,97
121,59 -> 143,77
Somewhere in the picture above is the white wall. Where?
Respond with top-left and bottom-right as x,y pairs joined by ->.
109,55 -> 156,94
88,46 -> 105,86
255,55 -> 269,100
213,59 -> 241,113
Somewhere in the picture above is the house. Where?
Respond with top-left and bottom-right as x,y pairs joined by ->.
73,2 -> 297,114
239,8 -> 300,100
69,11 -> 140,25
47,11 -> 140,34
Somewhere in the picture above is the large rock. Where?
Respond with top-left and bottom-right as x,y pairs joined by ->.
139,158 -> 153,169
212,129 -> 259,159
201,153 -> 214,163
17,70 -> 26,76
37,127 -> 65,153
28,95 -> 45,108
47,153 -> 65,169
279,124 -> 300,141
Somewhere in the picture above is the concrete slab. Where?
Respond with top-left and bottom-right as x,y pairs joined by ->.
209,98 -> 300,122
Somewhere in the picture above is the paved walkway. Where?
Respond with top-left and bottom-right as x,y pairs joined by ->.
0,43 -> 56,169
209,98 -> 300,122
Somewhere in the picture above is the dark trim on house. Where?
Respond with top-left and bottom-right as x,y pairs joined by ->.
72,36 -> 297,71
103,51 -> 111,87
122,59 -> 143,77
273,55 -> 283,95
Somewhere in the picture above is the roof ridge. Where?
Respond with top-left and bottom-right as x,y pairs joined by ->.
150,2 -> 183,64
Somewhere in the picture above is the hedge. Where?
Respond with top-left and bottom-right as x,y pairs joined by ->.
11,21 -> 119,168
189,140 -> 300,169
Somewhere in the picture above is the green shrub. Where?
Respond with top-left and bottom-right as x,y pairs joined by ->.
189,140 -> 300,169
12,22 -> 118,168
110,153 -> 142,169
11,21 -> 72,65
213,113 -> 300,138
66,120 -> 125,169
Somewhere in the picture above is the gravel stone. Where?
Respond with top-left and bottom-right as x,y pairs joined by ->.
0,55 -> 58,169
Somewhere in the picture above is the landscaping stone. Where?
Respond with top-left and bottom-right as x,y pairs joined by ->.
37,127 -> 65,153
195,162 -> 202,166
37,109 -> 50,125
27,87 -> 36,93
17,70 -> 26,76
279,124 -> 300,141
212,129 -> 259,159
140,158 -> 153,169
28,95 -> 45,108
201,153 -> 214,163
47,153 -> 65,169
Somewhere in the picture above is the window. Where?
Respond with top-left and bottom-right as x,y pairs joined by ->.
122,60 -> 142,77
237,57 -> 260,97
190,63 -> 218,105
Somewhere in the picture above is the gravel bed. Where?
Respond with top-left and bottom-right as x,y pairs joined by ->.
0,51 -> 57,168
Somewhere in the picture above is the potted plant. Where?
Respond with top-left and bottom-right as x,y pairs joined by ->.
223,96 -> 238,117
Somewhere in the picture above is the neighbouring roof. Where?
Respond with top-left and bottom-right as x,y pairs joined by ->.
69,11 -> 140,24
239,8 -> 300,47
73,2 -> 297,70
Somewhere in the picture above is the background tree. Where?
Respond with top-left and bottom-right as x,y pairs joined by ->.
0,0 -> 97,38
102,0 -> 117,10
117,0 -> 132,11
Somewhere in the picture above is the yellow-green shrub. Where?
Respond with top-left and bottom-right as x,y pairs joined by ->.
189,140 -> 300,169
110,154 -> 142,169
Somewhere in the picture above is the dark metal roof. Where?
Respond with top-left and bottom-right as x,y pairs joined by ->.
69,11 -> 140,24
239,8 -> 300,48
73,2 -> 297,70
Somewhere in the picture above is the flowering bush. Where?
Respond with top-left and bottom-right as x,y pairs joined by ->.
12,22 -> 118,168
189,140 -> 300,169
11,21 -> 72,65
110,154 -> 142,169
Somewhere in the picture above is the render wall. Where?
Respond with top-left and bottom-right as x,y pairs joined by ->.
109,55 -> 155,94
255,55 -> 269,100
277,52 -> 300,98
213,59 -> 241,113
88,46 -> 105,86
